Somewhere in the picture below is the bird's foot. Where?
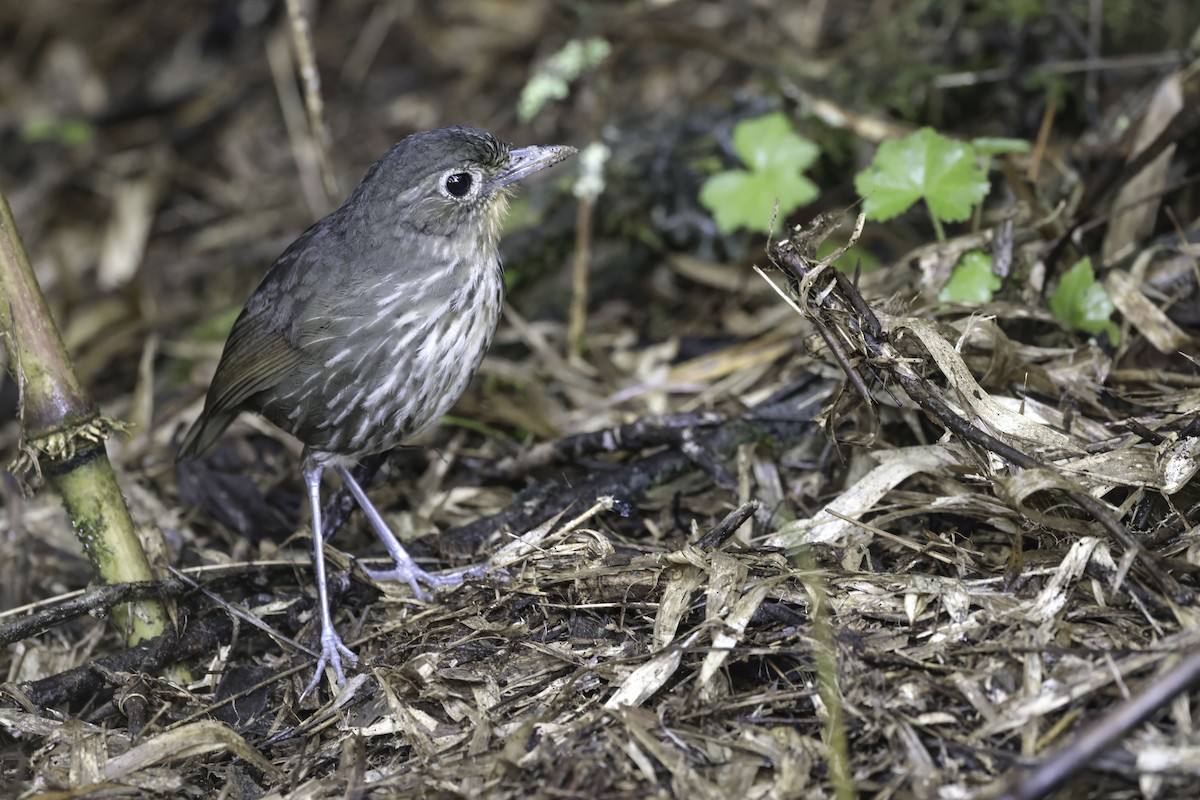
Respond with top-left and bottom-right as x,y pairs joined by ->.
331,465 -> 505,599
362,560 -> 493,602
301,624 -> 358,699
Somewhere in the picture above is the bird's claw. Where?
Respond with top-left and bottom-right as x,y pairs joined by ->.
301,627 -> 358,700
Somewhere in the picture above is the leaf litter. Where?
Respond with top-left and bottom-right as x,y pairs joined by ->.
1,2 -> 1199,799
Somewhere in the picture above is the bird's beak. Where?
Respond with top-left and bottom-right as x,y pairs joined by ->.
494,144 -> 577,188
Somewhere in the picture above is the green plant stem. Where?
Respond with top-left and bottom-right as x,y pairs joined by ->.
972,154 -> 993,231
51,448 -> 167,643
926,200 -> 947,243
0,186 -> 167,645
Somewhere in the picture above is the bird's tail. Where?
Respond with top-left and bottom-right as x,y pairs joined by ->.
177,409 -> 237,461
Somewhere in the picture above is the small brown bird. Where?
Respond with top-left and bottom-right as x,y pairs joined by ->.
179,127 -> 575,694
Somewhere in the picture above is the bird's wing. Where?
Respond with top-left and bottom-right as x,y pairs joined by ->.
201,312 -> 304,415
176,309 -> 303,459
191,226 -> 331,420
179,219 -> 348,459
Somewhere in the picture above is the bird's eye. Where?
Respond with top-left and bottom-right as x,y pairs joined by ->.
443,172 -> 473,198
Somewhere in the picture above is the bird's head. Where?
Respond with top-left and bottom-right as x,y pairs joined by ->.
350,126 -> 576,246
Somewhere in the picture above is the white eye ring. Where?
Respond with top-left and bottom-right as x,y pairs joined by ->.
440,169 -> 480,200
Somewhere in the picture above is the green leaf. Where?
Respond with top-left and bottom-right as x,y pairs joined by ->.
699,112 -> 820,234
21,116 -> 95,148
939,251 -> 1001,304
731,112 -> 820,173
971,137 -> 1031,156
700,168 -> 818,235
854,127 -> 990,223
1048,257 -> 1120,342
518,37 -> 611,122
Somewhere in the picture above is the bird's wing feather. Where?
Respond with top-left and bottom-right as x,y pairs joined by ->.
202,314 -> 304,414
186,228 -> 327,426
177,286 -> 308,459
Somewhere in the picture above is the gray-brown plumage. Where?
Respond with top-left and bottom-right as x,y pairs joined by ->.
179,127 -> 575,694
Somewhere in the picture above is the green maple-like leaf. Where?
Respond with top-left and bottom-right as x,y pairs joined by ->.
699,112 -> 820,234
854,127 -> 990,223
939,251 -> 1001,304
700,169 -> 819,235
1048,257 -> 1120,342
731,112 -> 820,173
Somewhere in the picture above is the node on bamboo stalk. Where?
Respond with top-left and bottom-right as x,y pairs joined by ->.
0,187 -> 167,646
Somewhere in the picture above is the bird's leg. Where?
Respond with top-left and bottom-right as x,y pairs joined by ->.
318,452 -> 388,544
301,465 -> 358,698
335,465 -> 486,601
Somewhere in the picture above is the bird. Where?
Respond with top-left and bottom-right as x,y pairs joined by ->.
178,126 -> 576,695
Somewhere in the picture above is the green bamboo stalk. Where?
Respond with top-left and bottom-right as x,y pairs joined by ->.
0,185 -> 167,645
